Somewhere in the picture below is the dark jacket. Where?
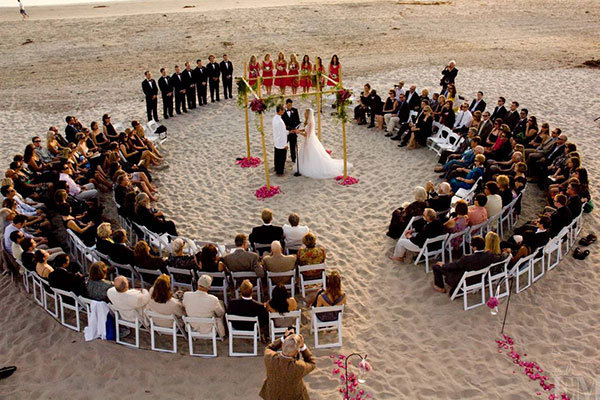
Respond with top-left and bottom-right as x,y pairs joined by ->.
406,91 -> 421,111
281,107 -> 301,131
158,75 -> 173,95
469,99 -> 486,113
142,79 -> 158,100
442,251 -> 505,290
48,267 -> 87,296
550,206 -> 573,238
110,243 -> 136,266
410,219 -> 444,248
491,105 -> 507,122
249,225 -> 284,252
227,298 -> 268,330
219,60 -> 233,80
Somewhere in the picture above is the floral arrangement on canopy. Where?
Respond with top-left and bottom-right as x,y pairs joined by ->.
333,86 -> 352,123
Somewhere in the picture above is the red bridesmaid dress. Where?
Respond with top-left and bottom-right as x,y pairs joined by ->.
300,62 -> 312,88
314,64 -> 325,88
262,60 -> 274,87
248,62 -> 260,87
274,61 -> 287,88
288,61 -> 300,88
328,63 -> 340,86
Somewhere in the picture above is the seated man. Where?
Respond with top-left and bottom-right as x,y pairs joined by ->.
182,274 -> 226,338
20,238 -> 37,271
432,236 -> 506,294
107,275 -> 150,324
282,213 -> 309,249
3,214 -> 47,256
249,208 -> 284,255
59,163 -> 98,205
453,102 -> 473,134
441,145 -> 484,180
262,241 -> 296,285
549,194 -> 572,237
223,234 -> 264,278
390,208 -> 443,262
109,229 -> 135,266
48,254 -> 87,296
227,279 -> 268,334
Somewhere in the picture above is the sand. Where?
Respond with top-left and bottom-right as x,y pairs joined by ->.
1,0 -> 600,399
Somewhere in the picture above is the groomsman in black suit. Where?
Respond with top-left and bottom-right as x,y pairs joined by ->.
207,54 -> 221,102
171,65 -> 187,114
281,99 -> 301,163
158,67 -> 173,119
194,59 -> 208,106
490,97 -> 507,121
468,91 -> 486,113
141,71 -> 159,122
184,61 -> 196,109
220,54 -> 234,99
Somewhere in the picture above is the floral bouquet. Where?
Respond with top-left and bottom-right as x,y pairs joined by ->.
334,86 -> 353,123
250,98 -> 267,114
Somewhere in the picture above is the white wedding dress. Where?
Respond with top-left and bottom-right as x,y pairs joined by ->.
296,109 -> 352,179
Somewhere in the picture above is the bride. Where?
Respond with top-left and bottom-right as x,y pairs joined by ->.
296,109 -> 352,179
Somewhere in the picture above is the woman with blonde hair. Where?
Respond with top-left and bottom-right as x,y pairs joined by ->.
288,53 -> 300,94
406,105 -> 434,149
485,231 -> 501,255
274,52 -> 288,95
95,222 -> 114,255
148,274 -> 185,327
167,238 -> 199,270
432,94 -> 446,121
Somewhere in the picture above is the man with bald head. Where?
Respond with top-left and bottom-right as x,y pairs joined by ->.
259,328 -> 316,400
405,84 -> 421,111
107,275 -> 150,324
262,241 -> 296,286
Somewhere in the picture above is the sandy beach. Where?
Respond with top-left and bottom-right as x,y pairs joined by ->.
1,0 -> 600,399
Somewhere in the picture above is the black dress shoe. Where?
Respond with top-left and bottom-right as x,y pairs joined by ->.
398,142 -> 408,147
385,133 -> 393,137
391,135 -> 402,141
0,366 -> 17,380
367,124 -> 375,128
164,116 -> 169,119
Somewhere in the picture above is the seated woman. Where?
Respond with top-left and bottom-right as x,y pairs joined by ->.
102,113 -> 119,142
199,243 -> 225,285
131,120 -> 164,159
315,271 -> 346,322
35,249 -> 53,278
485,127 -> 512,162
134,193 -> 178,236
496,174 -> 514,207
432,94 -> 446,122
444,200 -> 470,249
91,121 -> 110,150
353,84 -> 371,125
113,169 -> 157,202
468,193 -> 488,226
126,128 -> 164,168
264,283 -> 298,327
118,191 -> 137,220
386,186 -> 428,239
390,208 -> 443,262
59,202 -> 96,246
148,274 -> 185,327
547,156 -> 580,192
449,154 -> 485,193
406,106 -> 433,149
86,261 -> 114,302
134,240 -> 167,274
118,132 -> 159,171
167,238 -> 199,271
95,222 -> 114,256
297,232 -> 326,278
380,89 -> 399,130
45,130 -> 65,160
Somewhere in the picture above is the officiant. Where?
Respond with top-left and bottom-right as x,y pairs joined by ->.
281,99 -> 300,163
272,105 -> 288,176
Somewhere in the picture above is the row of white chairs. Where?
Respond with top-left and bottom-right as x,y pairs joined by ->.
427,121 -> 465,156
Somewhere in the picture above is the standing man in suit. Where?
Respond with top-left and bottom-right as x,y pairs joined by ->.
260,329 -> 316,400
220,54 -> 234,100
171,65 -> 187,114
272,106 -> 288,177
194,59 -> 208,106
440,60 -> 458,93
490,97 -> 507,121
249,208 -> 284,254
504,101 -> 520,130
469,91 -> 486,113
281,99 -> 300,163
183,61 -> 196,109
207,54 -> 221,102
158,67 -> 173,119
141,71 -> 159,122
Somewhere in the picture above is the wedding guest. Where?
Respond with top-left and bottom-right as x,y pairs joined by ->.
440,60 -> 458,92
288,53 -> 300,94
147,274 -> 185,327
223,234 -> 263,278
249,208 -> 284,254
65,116 -> 80,144
394,80 -> 406,98
220,54 -> 234,99
265,283 -> 298,327
282,213 -> 309,249
353,84 -> 371,125
314,271 -> 346,321
453,102 -> 473,134
444,200 -> 470,242
299,55 -> 312,93
134,192 -> 178,236
194,59 -> 208,106
199,243 -> 225,285
504,101 -> 520,130
468,194 -> 488,226
95,222 -> 114,256
405,85 -> 421,111
158,67 -> 174,119
134,240 -> 167,274
382,90 -> 400,132
49,254 -> 87,296
262,241 -> 296,285
274,52 -> 288,95
449,154 -> 485,193
248,55 -> 260,87
86,261 -> 113,302
496,174 -> 513,207
328,54 -> 341,87
171,65 -> 187,114
425,181 -> 452,212
261,53 -> 274,95
141,71 -> 159,122
297,233 -> 326,278
469,91 -> 486,113
484,181 -> 503,217
109,229 -> 135,266
183,274 -> 226,338
59,202 -> 96,246
491,97 -> 507,121
207,55 -> 221,102
367,90 -> 383,129
387,93 -> 410,138
107,275 -> 150,325
390,208 -> 443,262
167,238 -> 199,270
227,279 -> 268,332
405,106 -> 434,148
35,249 -> 53,278
19,238 -> 36,272
386,186 -> 428,239
59,163 -> 98,203
438,100 -> 455,128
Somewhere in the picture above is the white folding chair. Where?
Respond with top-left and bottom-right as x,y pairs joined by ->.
39,277 -> 58,318
569,212 -> 583,248
499,196 -> 518,238
52,288 -> 83,331
487,256 -> 511,299
466,220 -> 488,254
226,314 -> 259,357
436,131 -> 464,154
204,271 -> 228,306
485,213 -> 501,235
450,266 -> 491,311
545,227 -> 568,272
445,228 -> 469,263
531,248 -> 545,283
414,234 -> 448,273
167,267 -> 195,292
266,270 -> 296,298
66,229 -> 96,273
135,267 -> 162,289
109,304 -> 142,348
183,316 -> 218,357
31,272 -> 45,307
110,260 -> 138,288
21,267 -> 32,294
268,311 -> 302,343
452,176 -> 482,206
298,263 -> 327,300
252,243 -> 271,256
510,253 -> 535,293
145,310 -> 185,353
231,271 -> 262,302
284,243 -> 302,255
311,305 -> 344,348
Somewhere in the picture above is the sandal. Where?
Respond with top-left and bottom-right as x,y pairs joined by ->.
0,366 -> 17,380
573,247 -> 590,260
578,233 -> 597,246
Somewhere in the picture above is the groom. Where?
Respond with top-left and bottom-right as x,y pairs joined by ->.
272,105 -> 288,176
281,99 -> 300,163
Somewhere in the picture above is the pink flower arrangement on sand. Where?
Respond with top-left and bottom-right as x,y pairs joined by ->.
330,355 -> 373,400
496,335 -> 571,400
235,157 -> 261,168
335,176 -> 359,186
255,185 -> 281,200
250,98 -> 266,113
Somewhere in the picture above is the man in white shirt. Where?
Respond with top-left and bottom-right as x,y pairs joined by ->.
59,163 -> 98,204
3,215 -> 46,256
182,274 -> 226,338
272,105 -> 288,176
453,102 -> 473,134
282,213 -> 309,248
394,80 -> 405,100
107,276 -> 151,326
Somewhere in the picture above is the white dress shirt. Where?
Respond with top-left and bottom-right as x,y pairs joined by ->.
59,172 -> 81,196
107,287 -> 150,325
453,110 -> 473,129
282,224 -> 310,246
272,114 -> 288,149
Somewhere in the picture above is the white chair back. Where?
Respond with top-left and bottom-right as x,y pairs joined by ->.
414,233 -> 448,273
450,266 -> 491,310
226,314 -> 259,357
183,316 -> 218,357
266,270 -> 296,298
311,305 -> 344,348
298,263 -> 327,300
145,310 -> 184,353
167,267 -> 195,292
52,288 -> 83,331
268,310 -> 301,343
231,271 -> 262,302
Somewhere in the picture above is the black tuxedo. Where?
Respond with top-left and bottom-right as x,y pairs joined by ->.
469,99 -> 486,113
281,108 -> 301,162
478,119 -> 493,142
249,224 -> 284,255
207,62 -> 221,102
158,75 -> 174,118
227,298 -> 268,330
65,124 -> 79,144
504,110 -> 519,130
550,206 -> 573,238
22,251 -> 36,271
406,91 -> 421,111
49,267 -> 87,296
491,105 -> 507,122
567,195 -> 582,219
142,79 -> 159,122
220,60 -> 234,99
512,118 -> 527,136
171,72 -> 187,114
183,68 -> 196,109
396,100 -> 410,123
193,66 -> 208,105
433,251 -> 505,292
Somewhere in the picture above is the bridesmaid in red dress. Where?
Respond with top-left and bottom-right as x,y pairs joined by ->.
248,55 -> 260,88
288,53 -> 300,95
314,56 -> 325,88
261,53 -> 274,95
300,55 -> 312,93
328,54 -> 341,86
274,52 -> 288,95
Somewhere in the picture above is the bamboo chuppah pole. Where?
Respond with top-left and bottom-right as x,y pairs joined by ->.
243,62 -> 251,159
257,78 -> 271,190
339,70 -> 348,179
316,71 -> 322,142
